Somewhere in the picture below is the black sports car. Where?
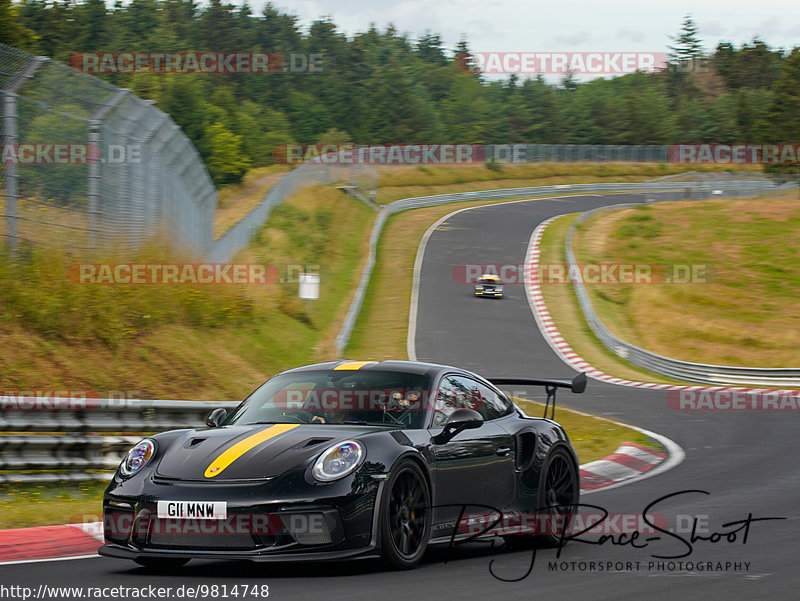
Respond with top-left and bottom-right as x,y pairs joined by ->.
99,360 -> 586,570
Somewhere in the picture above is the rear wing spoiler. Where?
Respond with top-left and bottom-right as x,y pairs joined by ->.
488,372 -> 586,419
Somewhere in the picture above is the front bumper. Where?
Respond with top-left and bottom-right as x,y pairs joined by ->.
474,290 -> 503,297
99,471 -> 382,562
99,542 -> 380,563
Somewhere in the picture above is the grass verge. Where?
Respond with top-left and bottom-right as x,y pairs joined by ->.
571,189 -> 800,368
515,400 -> 660,463
0,186 -> 373,400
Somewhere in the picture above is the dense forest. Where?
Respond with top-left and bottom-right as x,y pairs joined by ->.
2,1 -> 799,184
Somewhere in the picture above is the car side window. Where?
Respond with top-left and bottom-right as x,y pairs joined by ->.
432,376 -> 471,426
477,382 -> 514,420
445,376 -> 512,421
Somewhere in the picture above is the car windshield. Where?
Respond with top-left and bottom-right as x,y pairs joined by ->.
226,369 -> 433,429
479,278 -> 500,286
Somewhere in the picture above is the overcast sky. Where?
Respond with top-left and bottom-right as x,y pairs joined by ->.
247,0 -> 799,55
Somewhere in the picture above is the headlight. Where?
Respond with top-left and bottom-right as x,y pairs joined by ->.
312,440 -> 364,482
119,439 -> 155,477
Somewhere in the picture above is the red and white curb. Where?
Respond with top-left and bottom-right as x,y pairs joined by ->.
523,214 -> 690,491
0,521 -> 103,564
580,441 -> 666,492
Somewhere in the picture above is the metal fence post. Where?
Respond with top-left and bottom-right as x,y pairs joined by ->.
88,88 -> 129,251
1,55 -> 46,251
87,120 -> 101,250
2,91 -> 18,250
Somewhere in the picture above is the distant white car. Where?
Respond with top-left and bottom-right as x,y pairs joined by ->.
474,274 -> 503,298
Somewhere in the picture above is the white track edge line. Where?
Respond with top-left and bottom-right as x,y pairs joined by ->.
0,554 -> 99,566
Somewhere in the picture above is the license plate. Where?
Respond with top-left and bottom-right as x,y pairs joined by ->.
157,501 -> 227,520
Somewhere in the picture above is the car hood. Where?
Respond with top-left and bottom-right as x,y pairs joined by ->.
155,423 -> 370,481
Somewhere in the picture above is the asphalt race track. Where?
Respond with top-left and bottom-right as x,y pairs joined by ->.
2,193 -> 798,600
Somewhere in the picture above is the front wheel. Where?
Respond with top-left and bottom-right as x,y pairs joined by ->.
379,460 -> 431,569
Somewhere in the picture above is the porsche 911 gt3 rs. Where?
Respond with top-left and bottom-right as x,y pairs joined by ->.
99,360 -> 585,570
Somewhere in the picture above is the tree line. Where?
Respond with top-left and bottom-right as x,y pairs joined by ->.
2,2 -> 799,184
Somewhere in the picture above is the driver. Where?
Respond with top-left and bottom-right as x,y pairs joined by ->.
311,410 -> 347,424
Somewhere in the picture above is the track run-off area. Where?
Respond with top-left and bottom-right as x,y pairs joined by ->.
2,193 -> 797,600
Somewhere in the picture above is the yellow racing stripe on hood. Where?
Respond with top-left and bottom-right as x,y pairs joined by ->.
204,424 -> 298,478
334,361 -> 377,371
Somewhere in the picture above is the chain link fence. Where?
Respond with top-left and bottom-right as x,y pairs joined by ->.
1,43 -> 216,256
1,44 -> 381,260
482,144 -> 669,162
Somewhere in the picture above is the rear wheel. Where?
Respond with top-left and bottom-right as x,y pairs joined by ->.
504,446 -> 578,549
379,460 -> 431,569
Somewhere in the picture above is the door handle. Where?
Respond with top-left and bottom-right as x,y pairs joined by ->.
496,447 -> 512,457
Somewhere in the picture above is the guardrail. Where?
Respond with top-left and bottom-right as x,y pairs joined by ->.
335,179 -> 785,355
565,203 -> 800,387
0,400 -> 240,483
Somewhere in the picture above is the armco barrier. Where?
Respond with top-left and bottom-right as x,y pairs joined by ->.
0,399 -> 240,483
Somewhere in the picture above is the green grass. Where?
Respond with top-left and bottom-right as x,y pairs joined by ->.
0,186 -> 373,400
516,400 -> 659,463
0,481 -> 107,530
572,191 -> 800,367
214,165 -> 292,239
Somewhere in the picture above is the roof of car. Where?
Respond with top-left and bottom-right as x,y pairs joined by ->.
278,359 -> 455,378
480,274 -> 501,280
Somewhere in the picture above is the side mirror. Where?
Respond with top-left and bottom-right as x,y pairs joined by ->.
205,408 -> 228,428
433,408 -> 483,444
